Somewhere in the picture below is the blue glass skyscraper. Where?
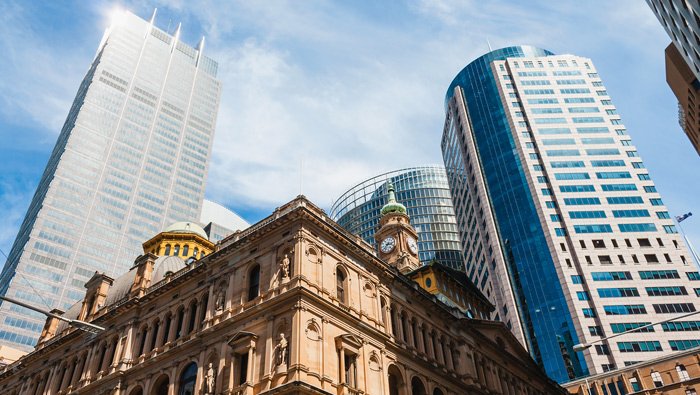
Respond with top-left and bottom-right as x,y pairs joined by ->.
442,46 -> 698,382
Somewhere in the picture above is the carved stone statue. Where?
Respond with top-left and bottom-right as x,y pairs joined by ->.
215,288 -> 224,311
275,333 -> 288,366
204,362 -> 215,394
280,253 -> 290,278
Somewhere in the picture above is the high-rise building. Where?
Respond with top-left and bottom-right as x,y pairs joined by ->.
330,166 -> 463,270
442,46 -> 698,382
0,10 -> 221,350
646,0 -> 700,154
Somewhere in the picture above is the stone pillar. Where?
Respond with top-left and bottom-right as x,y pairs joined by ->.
339,348 -> 346,384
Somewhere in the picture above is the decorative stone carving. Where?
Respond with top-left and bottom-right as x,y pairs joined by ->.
275,333 -> 289,367
280,253 -> 290,278
204,362 -> 215,394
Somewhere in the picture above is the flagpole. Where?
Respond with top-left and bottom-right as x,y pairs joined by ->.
676,214 -> 700,267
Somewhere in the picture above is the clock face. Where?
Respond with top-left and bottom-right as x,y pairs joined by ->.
380,236 -> 396,253
407,237 -> 418,254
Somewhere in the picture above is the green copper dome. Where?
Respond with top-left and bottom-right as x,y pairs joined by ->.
381,183 -> 407,216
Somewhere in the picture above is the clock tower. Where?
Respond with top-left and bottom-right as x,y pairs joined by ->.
374,183 -> 421,274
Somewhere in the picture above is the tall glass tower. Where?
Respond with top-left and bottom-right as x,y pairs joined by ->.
330,166 -> 463,270
0,11 -> 221,349
442,46 -> 698,382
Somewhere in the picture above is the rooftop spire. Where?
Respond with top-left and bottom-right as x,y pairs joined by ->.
381,182 -> 407,216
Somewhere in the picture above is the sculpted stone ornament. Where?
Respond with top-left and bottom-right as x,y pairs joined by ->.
215,289 -> 224,311
204,362 -> 215,394
275,333 -> 288,366
280,253 -> 290,278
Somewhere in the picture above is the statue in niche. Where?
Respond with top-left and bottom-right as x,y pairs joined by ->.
215,288 -> 224,311
204,362 -> 215,394
280,253 -> 290,278
275,333 -> 288,366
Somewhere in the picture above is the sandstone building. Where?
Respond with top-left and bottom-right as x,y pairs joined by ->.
0,195 -> 562,395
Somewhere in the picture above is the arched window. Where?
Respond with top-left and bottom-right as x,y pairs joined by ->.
164,244 -> 171,255
182,245 -> 189,256
411,377 -> 426,395
137,326 -> 148,356
175,307 -> 185,339
248,265 -> 261,301
388,365 -> 404,395
677,364 -> 691,381
179,362 -> 197,395
173,245 -> 180,256
193,247 -> 199,258
200,251 -> 206,259
187,300 -> 198,334
200,294 -> 208,324
151,374 -> 169,395
150,320 -> 160,351
651,371 -> 663,388
162,314 -> 172,345
336,268 -> 347,304
433,388 -> 445,395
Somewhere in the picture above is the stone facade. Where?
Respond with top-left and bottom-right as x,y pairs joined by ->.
564,347 -> 700,395
0,197 -> 563,395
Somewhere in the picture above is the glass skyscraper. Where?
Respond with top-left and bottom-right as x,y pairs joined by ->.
442,46 -> 698,382
0,11 -> 221,349
330,166 -> 463,270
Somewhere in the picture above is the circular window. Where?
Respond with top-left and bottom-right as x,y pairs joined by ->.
425,278 -> 432,288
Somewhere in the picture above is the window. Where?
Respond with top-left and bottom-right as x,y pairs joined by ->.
561,185 -> 596,193
603,305 -> 647,315
344,353 -> 358,388
646,286 -> 688,296
164,244 -> 171,255
612,209 -> 649,218
651,371 -> 664,387
610,322 -> 653,333
592,271 -> 632,281
568,209 -> 606,219
664,225 -> 678,234
173,245 -> 180,256
583,308 -> 596,318
653,303 -> 696,314
661,321 -> 700,331
639,270 -> 679,280
617,341 -> 662,352
248,265 -> 261,301
670,340 -> 700,351
550,160 -> 583,167
619,223 -> 657,233
657,211 -> 671,219
554,172 -> 589,180
677,364 -> 691,381
577,291 -> 590,300
571,275 -> 583,284
629,377 -> 642,392
236,352 -> 249,385
179,362 -> 197,395
573,224 -> 612,233
606,196 -> 643,204
597,172 -> 632,179
597,288 -> 639,298
589,326 -> 603,336
336,268 -> 347,304
595,344 -> 610,355
182,245 -> 189,256
688,272 -> 700,280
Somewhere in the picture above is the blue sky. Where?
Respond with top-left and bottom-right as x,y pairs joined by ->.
0,0 -> 698,258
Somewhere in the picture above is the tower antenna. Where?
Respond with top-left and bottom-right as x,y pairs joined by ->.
486,39 -> 493,51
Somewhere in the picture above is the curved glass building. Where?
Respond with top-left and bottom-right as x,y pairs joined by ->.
330,166 -> 462,270
443,45 -> 698,382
